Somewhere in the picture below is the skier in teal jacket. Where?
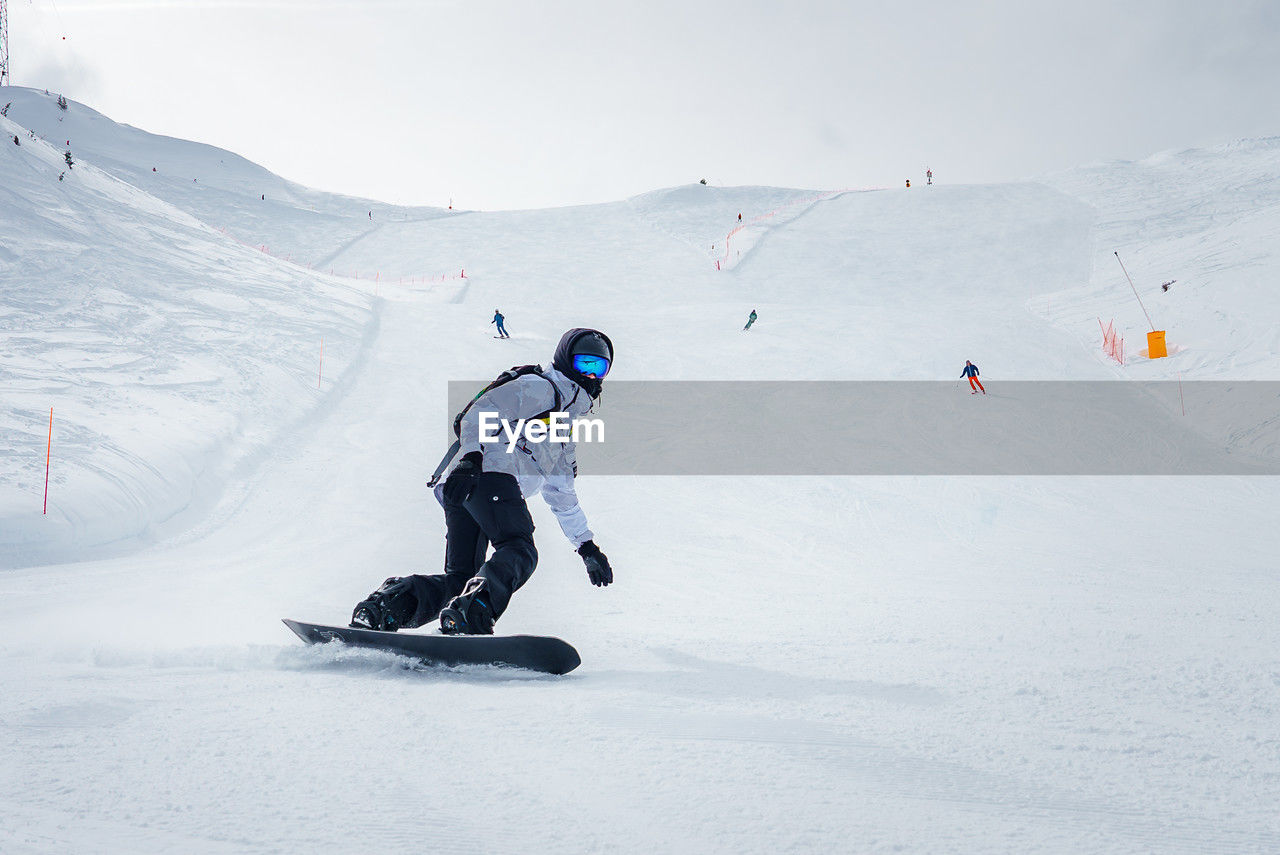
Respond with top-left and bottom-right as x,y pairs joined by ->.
491,310 -> 509,339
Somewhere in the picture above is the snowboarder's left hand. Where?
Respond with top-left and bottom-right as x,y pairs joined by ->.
577,540 -> 613,587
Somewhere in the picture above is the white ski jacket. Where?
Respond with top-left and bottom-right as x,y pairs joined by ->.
447,367 -> 596,548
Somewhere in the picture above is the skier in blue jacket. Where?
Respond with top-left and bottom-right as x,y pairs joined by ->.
961,360 -> 985,395
492,310 -> 509,339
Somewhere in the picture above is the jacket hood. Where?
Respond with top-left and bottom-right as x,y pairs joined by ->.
552,328 -> 613,399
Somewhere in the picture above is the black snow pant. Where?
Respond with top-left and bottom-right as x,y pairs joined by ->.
402,471 -> 538,627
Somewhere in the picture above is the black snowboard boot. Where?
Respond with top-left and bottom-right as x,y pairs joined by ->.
351,577 -> 419,632
439,577 -> 496,635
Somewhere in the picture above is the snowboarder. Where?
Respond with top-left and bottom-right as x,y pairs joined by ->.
961,360 -> 985,394
743,309 -> 758,331
906,179 -> 911,188
492,309 -> 510,338
351,328 -> 615,635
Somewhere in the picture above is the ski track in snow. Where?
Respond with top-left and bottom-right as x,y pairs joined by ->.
3,87 -> 1280,853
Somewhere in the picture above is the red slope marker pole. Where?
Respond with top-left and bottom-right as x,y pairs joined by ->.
44,408 -> 53,514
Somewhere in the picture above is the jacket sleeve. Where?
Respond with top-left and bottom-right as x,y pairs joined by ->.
457,375 -> 558,457
540,473 -> 594,548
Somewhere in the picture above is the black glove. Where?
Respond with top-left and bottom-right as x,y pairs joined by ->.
578,540 -> 613,587
442,452 -> 484,504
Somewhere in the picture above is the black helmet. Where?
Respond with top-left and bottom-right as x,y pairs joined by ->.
553,328 -> 613,399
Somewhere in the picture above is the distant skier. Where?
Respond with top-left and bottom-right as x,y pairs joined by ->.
12,135 -> 19,146
492,309 -> 510,338
350,328 -> 616,635
961,360 -> 985,395
927,169 -> 933,185
744,309 -> 758,331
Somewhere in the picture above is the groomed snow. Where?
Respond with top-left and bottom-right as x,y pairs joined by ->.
2,87 -> 1279,853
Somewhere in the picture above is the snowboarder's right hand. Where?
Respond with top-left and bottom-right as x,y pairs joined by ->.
442,452 -> 483,504
578,540 -> 613,587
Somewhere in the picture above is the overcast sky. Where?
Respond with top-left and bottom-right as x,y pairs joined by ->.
8,0 -> 1280,210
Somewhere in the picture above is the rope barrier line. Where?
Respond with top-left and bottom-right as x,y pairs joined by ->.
715,187 -> 871,270
214,226 -> 465,286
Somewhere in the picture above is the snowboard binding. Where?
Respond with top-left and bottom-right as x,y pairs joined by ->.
350,576 -> 419,632
439,577 -> 496,635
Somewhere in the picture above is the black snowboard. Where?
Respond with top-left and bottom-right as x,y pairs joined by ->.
282,619 -> 580,675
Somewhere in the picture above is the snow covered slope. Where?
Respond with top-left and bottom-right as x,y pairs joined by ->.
3,89 -> 1280,854
1040,137 -> 1280,378
1,96 -> 376,566
1,87 -> 452,268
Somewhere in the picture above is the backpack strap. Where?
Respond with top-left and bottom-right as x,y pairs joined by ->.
432,370 -> 563,486
452,365 -> 563,438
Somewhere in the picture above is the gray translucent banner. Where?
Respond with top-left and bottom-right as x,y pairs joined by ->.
446,381 -> 1280,475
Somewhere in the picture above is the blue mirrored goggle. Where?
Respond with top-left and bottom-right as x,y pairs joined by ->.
572,353 -> 610,378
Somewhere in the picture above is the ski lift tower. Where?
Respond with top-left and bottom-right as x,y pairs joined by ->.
0,0 -> 10,87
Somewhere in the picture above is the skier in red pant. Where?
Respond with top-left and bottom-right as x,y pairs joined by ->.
961,360 -> 985,394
